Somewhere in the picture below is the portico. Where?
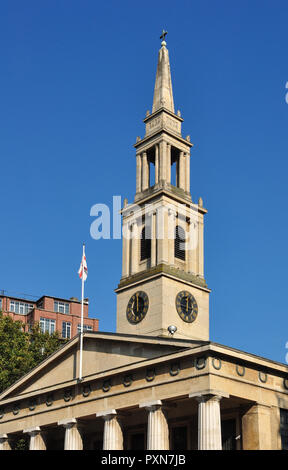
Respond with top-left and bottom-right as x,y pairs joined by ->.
0,332 -> 287,450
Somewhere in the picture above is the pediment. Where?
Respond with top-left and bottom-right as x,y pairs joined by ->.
0,332 -> 205,401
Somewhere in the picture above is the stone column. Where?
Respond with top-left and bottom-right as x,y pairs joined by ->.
198,216 -> 204,277
130,221 -> 138,275
155,144 -> 159,185
58,418 -> 83,450
242,404 -> 272,450
166,143 -> 171,184
156,207 -> 168,265
23,426 -> 46,450
187,221 -> 197,274
150,211 -> 157,267
190,390 -> 229,450
136,153 -> 142,193
142,152 -> 149,191
122,220 -> 130,278
96,410 -> 123,450
140,400 -> 169,450
185,152 -> 190,192
168,208 -> 176,265
0,434 -> 11,451
197,395 -> 222,450
179,151 -> 185,190
159,141 -> 166,182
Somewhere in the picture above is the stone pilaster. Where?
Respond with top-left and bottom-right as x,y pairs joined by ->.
166,143 -> 171,183
242,404 -> 272,450
151,211 -> 157,267
58,418 -> 83,450
23,426 -> 46,450
142,152 -> 149,191
185,152 -> 190,192
0,434 -> 11,451
155,144 -> 159,184
179,151 -> 185,190
140,400 -> 169,450
136,153 -> 142,193
96,409 -> 123,450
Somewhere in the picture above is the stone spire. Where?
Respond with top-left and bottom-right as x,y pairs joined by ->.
152,32 -> 175,114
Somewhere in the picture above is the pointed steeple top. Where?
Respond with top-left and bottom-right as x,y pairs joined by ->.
152,31 -> 175,114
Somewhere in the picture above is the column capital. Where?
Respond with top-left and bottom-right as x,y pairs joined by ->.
130,219 -> 138,228
58,417 -> 77,428
168,207 -> 176,217
189,389 -> 229,402
139,399 -> 162,411
23,426 -> 41,435
96,409 -> 117,421
141,400 -> 169,450
0,434 -> 12,451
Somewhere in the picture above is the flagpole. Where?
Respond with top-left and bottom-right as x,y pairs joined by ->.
79,243 -> 85,381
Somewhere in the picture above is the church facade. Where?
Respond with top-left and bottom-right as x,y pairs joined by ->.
0,37 -> 288,451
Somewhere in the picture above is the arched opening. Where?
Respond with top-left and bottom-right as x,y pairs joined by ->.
175,225 -> 186,261
171,147 -> 180,187
140,226 -> 151,261
147,147 -> 156,187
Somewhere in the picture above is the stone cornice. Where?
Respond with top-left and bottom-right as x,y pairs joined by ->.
134,127 -> 193,149
115,263 -> 209,292
143,107 -> 184,124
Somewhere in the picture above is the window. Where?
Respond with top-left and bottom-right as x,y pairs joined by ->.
54,301 -> 69,314
40,317 -> 56,334
77,324 -> 93,333
140,226 -> 151,261
10,300 -> 34,315
0,298 -> 2,311
280,409 -> 288,450
175,225 -> 186,261
62,321 -> 71,339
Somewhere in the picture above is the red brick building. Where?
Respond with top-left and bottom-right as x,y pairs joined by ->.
0,294 -> 99,339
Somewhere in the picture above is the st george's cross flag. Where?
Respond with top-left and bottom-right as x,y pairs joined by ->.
78,247 -> 88,281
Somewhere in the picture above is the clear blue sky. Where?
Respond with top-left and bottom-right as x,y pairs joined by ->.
0,0 -> 288,363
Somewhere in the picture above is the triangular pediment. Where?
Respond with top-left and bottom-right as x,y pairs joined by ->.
0,331 -> 206,401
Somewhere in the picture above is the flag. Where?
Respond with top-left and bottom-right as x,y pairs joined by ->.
78,249 -> 88,281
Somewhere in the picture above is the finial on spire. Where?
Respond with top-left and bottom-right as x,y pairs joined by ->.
152,29 -> 174,113
160,29 -> 168,46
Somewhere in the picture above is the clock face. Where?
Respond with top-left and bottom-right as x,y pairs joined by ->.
126,291 -> 149,324
176,291 -> 198,323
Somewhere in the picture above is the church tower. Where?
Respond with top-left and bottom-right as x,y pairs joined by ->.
115,35 -> 210,340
